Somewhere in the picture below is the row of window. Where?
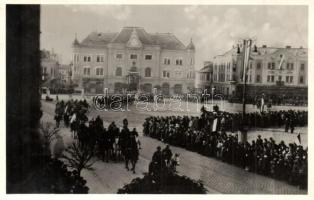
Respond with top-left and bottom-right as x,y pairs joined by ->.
83,68 -> 104,76
74,53 -> 192,66
214,62 -> 306,72
266,75 -> 305,84
82,67 -> 193,79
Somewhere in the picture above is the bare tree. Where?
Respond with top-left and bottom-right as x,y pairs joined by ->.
40,122 -> 59,146
62,142 -> 94,176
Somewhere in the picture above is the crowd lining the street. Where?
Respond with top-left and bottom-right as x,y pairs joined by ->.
143,106 -> 308,189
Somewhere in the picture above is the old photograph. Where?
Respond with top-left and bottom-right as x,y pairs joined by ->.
6,3 -> 308,194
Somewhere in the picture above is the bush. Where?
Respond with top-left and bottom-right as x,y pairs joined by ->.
15,158 -> 89,193
117,172 -> 207,194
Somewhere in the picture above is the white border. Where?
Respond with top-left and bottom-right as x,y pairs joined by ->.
0,1 -> 313,200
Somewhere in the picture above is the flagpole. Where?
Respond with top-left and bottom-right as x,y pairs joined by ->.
241,39 -> 252,143
241,40 -> 247,142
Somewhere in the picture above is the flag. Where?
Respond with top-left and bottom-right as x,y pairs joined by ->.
212,118 -> 218,132
278,54 -> 285,70
242,39 -> 252,82
297,133 -> 301,144
260,97 -> 265,113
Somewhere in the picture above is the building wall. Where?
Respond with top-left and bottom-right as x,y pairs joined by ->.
41,59 -> 59,81
72,44 -> 195,94
212,46 -> 308,98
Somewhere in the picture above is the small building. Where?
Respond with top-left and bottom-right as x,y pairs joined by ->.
195,61 -> 213,93
58,64 -> 72,85
41,49 -> 60,82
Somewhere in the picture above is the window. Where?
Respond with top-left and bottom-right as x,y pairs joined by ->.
43,67 -> 47,74
83,67 -> 90,76
300,63 -> 305,71
116,54 -> 123,59
256,62 -> 261,70
130,54 -> 137,59
271,62 -> 275,70
145,55 -> 152,60
83,55 -> 91,62
74,54 -> 79,63
268,63 -> 271,69
270,75 -> 274,82
278,75 -> 282,82
96,68 -> 104,76
175,71 -> 183,78
145,67 -> 151,77
286,76 -> 294,83
163,71 -> 170,78
256,75 -> 261,83
96,55 -> 104,62
287,63 -> 294,70
267,75 -> 270,82
116,67 -> 122,76
299,76 -> 304,84
176,59 -> 183,66
164,58 -> 170,65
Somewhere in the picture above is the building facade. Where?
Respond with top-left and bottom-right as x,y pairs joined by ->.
72,27 -> 195,95
41,49 -> 60,82
195,61 -> 213,92
212,44 -> 308,101
58,64 -> 72,85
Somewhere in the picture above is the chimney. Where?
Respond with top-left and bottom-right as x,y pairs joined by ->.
286,45 -> 291,49
262,45 -> 267,48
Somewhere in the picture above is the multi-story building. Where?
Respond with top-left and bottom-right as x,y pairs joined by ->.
58,64 -> 72,85
195,61 -> 213,92
72,27 -> 195,95
212,44 -> 308,101
41,49 -> 60,82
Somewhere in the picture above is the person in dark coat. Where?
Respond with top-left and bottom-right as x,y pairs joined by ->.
162,145 -> 173,167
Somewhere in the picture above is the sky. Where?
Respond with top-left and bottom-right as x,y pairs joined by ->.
40,5 -> 308,69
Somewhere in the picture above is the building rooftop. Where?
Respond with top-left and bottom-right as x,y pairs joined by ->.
214,45 -> 308,58
75,27 -> 188,50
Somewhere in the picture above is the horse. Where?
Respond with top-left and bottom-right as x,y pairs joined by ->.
124,138 -> 139,174
113,137 -> 122,161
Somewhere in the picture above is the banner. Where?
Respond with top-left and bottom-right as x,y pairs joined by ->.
242,39 -> 252,82
278,54 -> 285,70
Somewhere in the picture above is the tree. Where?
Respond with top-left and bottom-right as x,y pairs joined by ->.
62,142 -> 94,176
40,122 -> 59,144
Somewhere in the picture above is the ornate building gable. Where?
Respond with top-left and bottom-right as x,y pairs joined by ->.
126,29 -> 143,49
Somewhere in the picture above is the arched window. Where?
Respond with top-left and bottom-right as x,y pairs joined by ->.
162,83 -> 170,95
145,67 -> 151,77
116,67 -> 122,76
174,84 -> 183,94
143,83 -> 152,93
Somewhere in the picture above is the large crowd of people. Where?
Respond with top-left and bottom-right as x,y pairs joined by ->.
53,98 -> 307,189
143,106 -> 308,189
